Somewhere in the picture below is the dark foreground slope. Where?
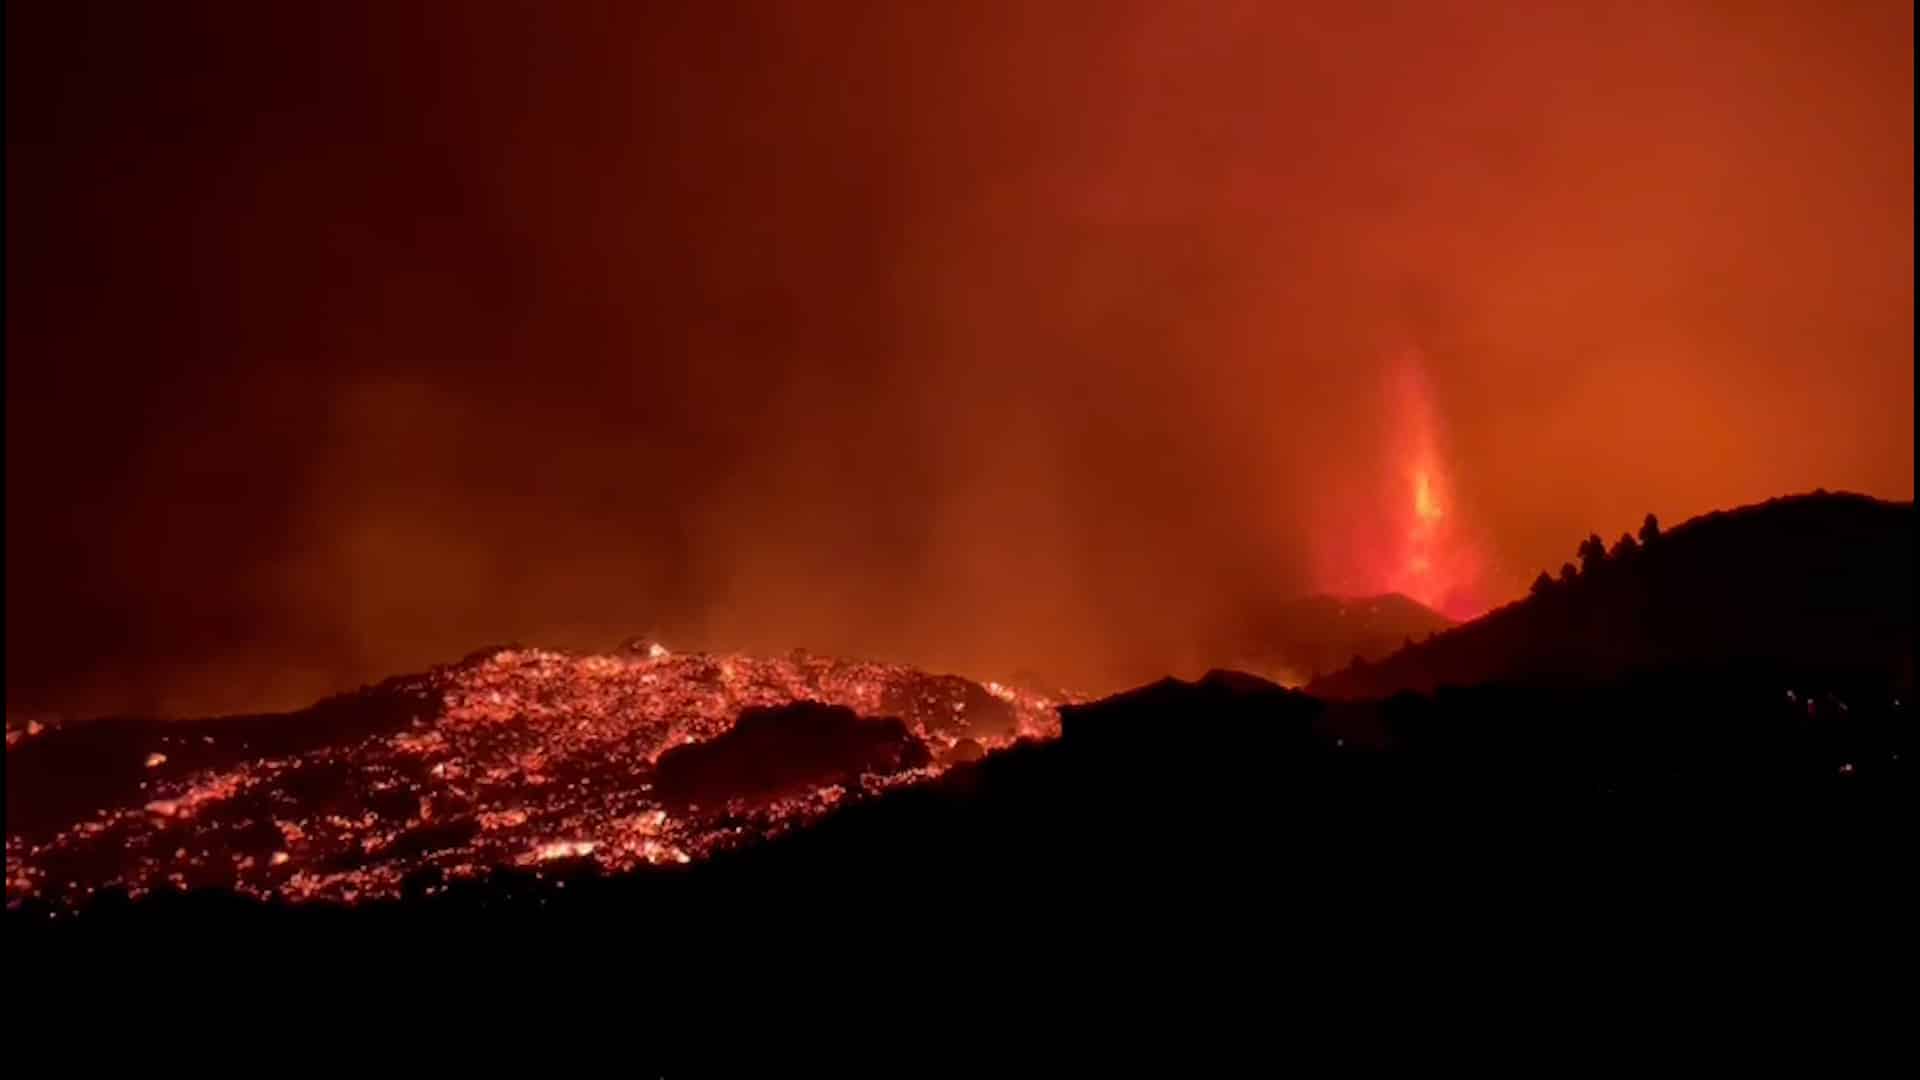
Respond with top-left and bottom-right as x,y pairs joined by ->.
13,668 -> 1907,946
10,683 -> 1908,1051
1310,492 -> 1914,699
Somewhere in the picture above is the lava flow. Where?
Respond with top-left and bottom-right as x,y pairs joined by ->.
5,645 -> 1064,910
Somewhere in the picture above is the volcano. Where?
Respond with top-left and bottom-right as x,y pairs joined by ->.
6,492 -> 1911,928
1222,591 -> 1456,685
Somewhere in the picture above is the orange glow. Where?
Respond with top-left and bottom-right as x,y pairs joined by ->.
4,2 -> 1911,718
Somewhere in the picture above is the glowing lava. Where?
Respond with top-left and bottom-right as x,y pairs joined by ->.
1314,351 -> 1487,619
5,647 -> 1066,910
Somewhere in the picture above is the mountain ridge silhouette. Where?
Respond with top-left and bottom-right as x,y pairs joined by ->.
1308,491 -> 1913,699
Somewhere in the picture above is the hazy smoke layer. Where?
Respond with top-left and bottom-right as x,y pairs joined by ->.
7,1 -> 1912,716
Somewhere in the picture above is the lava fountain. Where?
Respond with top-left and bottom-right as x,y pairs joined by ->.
1313,351 -> 1488,619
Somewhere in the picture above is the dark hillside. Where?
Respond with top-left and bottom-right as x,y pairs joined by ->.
1309,493 -> 1913,699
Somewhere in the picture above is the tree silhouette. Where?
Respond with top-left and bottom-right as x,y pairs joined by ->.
1531,570 -> 1555,596
1578,533 -> 1609,574
1610,532 -> 1640,561
1639,513 -> 1661,545
1558,561 -> 1578,584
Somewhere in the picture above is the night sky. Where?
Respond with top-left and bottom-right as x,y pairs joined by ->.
7,1 -> 1913,718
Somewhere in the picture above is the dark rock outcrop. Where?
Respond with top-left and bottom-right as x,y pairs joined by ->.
650,701 -> 931,808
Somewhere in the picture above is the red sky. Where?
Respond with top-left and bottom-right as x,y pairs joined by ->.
7,1 -> 1913,715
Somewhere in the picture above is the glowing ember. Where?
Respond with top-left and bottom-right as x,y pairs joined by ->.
526,840 -> 598,863
5,647 -> 1064,909
6,716 -> 50,749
